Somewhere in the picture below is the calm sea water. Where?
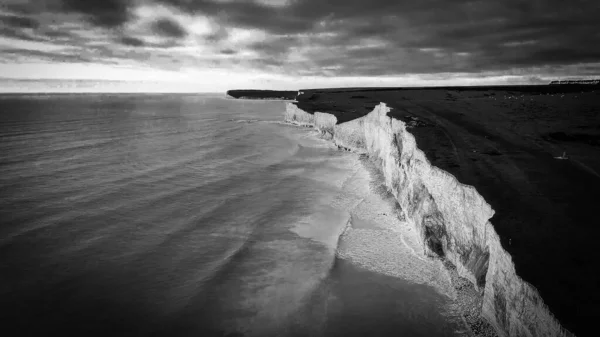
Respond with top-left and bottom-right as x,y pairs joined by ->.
0,94 -> 465,336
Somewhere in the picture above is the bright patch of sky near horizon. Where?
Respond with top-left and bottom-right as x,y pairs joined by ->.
0,0 -> 599,92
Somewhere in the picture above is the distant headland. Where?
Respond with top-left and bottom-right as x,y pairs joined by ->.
549,79 -> 600,85
226,89 -> 298,100
228,80 -> 600,101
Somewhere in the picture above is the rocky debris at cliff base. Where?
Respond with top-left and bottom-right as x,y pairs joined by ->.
442,259 -> 498,337
337,144 -> 353,151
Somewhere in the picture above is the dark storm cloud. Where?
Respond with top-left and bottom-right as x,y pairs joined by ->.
204,26 -> 229,43
154,0 -> 341,35
0,17 -> 83,46
1,15 -> 39,29
220,48 -> 236,55
151,18 -> 187,38
1,0 -> 131,28
0,48 -> 91,63
0,26 -> 35,41
42,29 -> 76,40
248,36 -> 298,58
1,0 -> 599,77
148,0 -> 600,75
119,36 -> 146,47
0,14 -> 39,41
60,0 -> 132,28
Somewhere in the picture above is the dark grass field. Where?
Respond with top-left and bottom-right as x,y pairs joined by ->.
291,85 -> 600,336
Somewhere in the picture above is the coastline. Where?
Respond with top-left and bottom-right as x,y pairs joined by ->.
283,102 -> 573,337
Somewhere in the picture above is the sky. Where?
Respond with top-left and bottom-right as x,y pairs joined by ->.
1,0 -> 599,92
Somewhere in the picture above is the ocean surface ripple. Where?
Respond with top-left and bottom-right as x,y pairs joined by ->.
1,94 -> 465,337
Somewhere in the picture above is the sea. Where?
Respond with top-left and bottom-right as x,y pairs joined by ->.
0,94 -> 468,337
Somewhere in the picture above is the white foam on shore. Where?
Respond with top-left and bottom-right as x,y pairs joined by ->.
287,131 -> 360,250
290,205 -> 350,250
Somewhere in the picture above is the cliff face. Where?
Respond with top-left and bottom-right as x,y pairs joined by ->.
284,102 -> 573,337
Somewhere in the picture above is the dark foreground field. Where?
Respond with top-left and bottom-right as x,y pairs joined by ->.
294,85 -> 600,336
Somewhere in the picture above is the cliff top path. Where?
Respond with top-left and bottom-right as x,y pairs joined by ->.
294,85 -> 600,336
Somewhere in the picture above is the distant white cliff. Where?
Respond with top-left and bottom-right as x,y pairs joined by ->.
284,102 -> 574,337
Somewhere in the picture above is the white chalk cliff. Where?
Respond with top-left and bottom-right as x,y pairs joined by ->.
284,102 -> 574,337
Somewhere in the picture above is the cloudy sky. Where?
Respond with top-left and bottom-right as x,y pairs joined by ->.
1,0 -> 599,92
